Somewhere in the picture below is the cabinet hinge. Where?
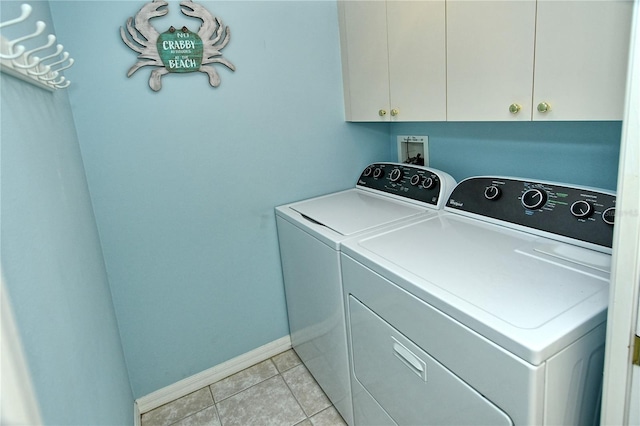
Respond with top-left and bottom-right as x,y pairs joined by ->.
633,335 -> 640,366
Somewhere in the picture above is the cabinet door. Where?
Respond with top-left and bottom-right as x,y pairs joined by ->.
533,0 -> 633,121
387,0 -> 446,121
339,1 -> 390,121
447,0 -> 537,121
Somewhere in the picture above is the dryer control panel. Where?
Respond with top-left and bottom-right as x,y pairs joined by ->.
357,163 -> 455,209
445,177 -> 616,249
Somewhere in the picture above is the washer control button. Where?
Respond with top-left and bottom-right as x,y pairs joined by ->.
484,185 -> 502,200
373,168 -> 384,179
390,168 -> 403,183
410,174 -> 421,186
602,207 -> 615,225
570,200 -> 594,219
521,188 -> 547,210
362,166 -> 374,177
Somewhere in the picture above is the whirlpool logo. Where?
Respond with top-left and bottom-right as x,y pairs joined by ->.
449,199 -> 464,207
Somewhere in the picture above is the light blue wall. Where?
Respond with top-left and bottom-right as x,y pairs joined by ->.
49,0 -> 390,397
10,0 -> 622,410
392,121 -> 621,190
0,1 -> 134,424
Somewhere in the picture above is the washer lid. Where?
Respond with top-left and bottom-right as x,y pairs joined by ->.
290,190 -> 425,236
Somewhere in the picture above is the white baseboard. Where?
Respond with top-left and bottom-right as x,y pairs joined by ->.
135,335 -> 292,415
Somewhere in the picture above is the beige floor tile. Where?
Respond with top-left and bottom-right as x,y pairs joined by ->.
309,406 -> 347,426
141,387 -> 214,426
272,349 -> 302,373
282,364 -> 331,417
172,406 -> 220,426
139,350 -> 342,426
216,375 -> 306,426
210,359 -> 278,402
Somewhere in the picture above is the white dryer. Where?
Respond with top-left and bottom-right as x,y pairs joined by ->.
276,163 -> 456,425
341,176 -> 616,425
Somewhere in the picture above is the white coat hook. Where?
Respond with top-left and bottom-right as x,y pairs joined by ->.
25,57 -> 49,76
24,43 -> 63,66
6,21 -> 46,51
0,44 -> 25,59
0,4 -> 32,29
48,57 -> 73,75
51,75 -> 65,85
40,57 -> 74,82
0,4 -> 31,58
41,51 -> 69,68
54,79 -> 70,89
12,34 -> 56,68
28,51 -> 67,76
38,70 -> 58,82
0,3 -> 74,90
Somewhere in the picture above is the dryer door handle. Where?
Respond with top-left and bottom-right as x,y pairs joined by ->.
392,337 -> 427,381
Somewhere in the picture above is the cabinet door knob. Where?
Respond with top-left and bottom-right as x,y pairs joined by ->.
537,102 -> 551,113
379,109 -> 387,117
509,103 -> 521,114
391,108 -> 400,117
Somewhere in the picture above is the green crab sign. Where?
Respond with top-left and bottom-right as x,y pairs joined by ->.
158,26 -> 203,71
120,0 -> 235,91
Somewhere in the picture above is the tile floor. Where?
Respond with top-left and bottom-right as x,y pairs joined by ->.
140,349 -> 347,426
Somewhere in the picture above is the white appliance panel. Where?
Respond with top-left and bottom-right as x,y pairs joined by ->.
290,190 -> 425,236
344,214 -> 609,365
543,324 -> 606,425
349,295 -> 513,426
341,254 -> 544,425
341,176 -> 614,425
276,217 -> 352,420
276,163 -> 456,426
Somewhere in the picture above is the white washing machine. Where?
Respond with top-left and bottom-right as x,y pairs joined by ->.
276,163 -> 456,425
341,176 -> 616,425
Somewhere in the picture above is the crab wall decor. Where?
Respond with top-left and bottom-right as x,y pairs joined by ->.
120,0 -> 235,92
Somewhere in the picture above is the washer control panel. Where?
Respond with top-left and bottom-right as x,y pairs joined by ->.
446,177 -> 616,249
357,163 -> 452,207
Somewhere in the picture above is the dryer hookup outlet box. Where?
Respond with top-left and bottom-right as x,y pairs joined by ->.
398,135 -> 428,167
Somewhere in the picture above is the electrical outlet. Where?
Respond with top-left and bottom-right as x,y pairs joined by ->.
397,135 -> 429,167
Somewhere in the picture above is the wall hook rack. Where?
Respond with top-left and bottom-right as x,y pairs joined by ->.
0,3 -> 74,91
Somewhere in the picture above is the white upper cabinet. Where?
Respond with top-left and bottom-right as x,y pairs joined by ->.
387,0 -> 447,121
533,1 -> 633,121
338,0 -> 446,122
446,0 -> 537,121
339,0 -> 632,122
447,0 -> 633,121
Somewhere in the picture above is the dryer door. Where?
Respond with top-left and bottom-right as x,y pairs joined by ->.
349,296 -> 513,425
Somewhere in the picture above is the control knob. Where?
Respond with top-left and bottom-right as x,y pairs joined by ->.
421,176 -> 436,190
484,185 -> 502,200
410,174 -> 421,186
390,168 -> 403,183
362,166 -> 374,177
521,188 -> 547,210
570,200 -> 593,219
373,168 -> 384,179
602,207 -> 615,225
